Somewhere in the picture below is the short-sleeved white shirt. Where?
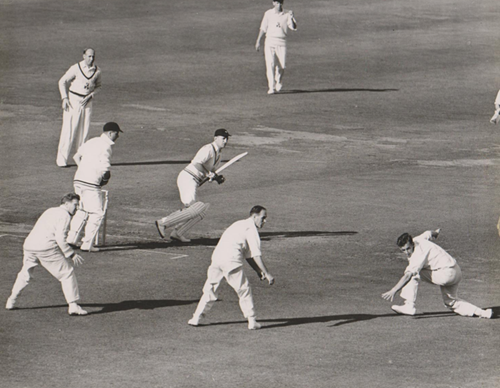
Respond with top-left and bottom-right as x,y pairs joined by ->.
212,218 -> 262,273
23,206 -> 75,259
260,8 -> 296,47
404,231 -> 457,275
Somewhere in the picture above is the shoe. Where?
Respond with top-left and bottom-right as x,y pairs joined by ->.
68,304 -> 88,316
275,82 -> 282,92
490,115 -> 499,124
170,230 -> 191,243
267,89 -> 275,95
80,245 -> 100,252
5,297 -> 15,310
155,220 -> 166,238
248,317 -> 262,330
188,314 -> 204,326
391,304 -> 416,316
479,309 -> 493,319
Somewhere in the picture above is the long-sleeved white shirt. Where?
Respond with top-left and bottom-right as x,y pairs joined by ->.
23,206 -> 75,259
74,134 -> 114,186
404,231 -> 457,275
184,142 -> 222,180
59,61 -> 101,99
212,218 -> 262,273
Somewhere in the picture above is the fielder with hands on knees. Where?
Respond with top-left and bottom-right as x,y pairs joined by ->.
57,48 -> 102,167
382,228 -> 492,319
155,128 -> 231,243
188,205 -> 274,330
6,193 -> 88,316
255,0 -> 297,95
67,122 -> 122,252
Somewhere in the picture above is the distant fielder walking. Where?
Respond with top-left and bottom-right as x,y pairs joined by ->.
155,128 -> 231,243
57,48 -> 102,167
67,122 -> 122,252
5,193 -> 87,316
255,0 -> 297,95
381,229 -> 492,319
188,206 -> 275,330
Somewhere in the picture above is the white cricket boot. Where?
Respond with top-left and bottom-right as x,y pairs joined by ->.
391,303 -> 417,316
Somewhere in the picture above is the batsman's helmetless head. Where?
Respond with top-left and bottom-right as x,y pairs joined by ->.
82,48 -> 96,66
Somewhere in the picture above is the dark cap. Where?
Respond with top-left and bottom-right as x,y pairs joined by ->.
103,122 -> 123,133
214,128 -> 231,138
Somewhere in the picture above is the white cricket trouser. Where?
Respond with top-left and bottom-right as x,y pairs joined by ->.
72,183 -> 105,247
56,93 -> 93,167
264,44 -> 287,90
9,248 -> 80,304
400,265 -> 480,316
177,170 -> 198,206
192,264 -> 256,319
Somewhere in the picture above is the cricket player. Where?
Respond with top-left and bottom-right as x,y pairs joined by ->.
155,128 -> 230,243
490,89 -> 500,124
67,122 -> 122,252
188,206 -> 274,330
255,0 -> 297,95
5,193 -> 87,316
381,229 -> 492,319
57,48 -> 102,167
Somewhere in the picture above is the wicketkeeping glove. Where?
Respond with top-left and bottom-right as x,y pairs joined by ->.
100,171 -> 111,186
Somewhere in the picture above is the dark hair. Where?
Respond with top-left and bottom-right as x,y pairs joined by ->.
397,233 -> 413,247
61,193 -> 80,204
250,205 -> 267,215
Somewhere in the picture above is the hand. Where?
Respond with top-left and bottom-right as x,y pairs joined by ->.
213,174 -> 225,185
80,93 -> 94,107
72,254 -> 84,267
265,273 -> 275,285
431,228 -> 441,239
255,42 -> 261,51
100,171 -> 111,186
207,172 -> 216,181
381,290 -> 396,301
62,98 -> 71,111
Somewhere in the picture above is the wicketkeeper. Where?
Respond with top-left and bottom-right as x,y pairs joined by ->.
67,122 -> 122,252
155,128 -> 232,243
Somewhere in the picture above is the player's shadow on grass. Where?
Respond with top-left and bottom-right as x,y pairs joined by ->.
82,299 -> 198,314
100,231 -> 358,252
279,88 -> 399,95
206,311 -> 460,329
111,158 -> 234,167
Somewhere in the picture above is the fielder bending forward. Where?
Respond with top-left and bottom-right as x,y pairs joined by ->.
381,229 -> 492,319
67,122 -> 122,252
188,206 -> 274,330
155,128 -> 231,243
6,193 -> 87,316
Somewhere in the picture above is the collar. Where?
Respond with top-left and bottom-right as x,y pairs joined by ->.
100,133 -> 115,145
79,60 -> 96,72
211,141 -> 222,153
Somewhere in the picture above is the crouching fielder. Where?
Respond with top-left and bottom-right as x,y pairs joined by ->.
5,193 -> 87,316
155,128 -> 231,243
188,206 -> 274,330
381,229 -> 492,319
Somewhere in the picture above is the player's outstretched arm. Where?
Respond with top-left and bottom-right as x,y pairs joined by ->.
251,255 -> 274,285
381,272 -> 413,301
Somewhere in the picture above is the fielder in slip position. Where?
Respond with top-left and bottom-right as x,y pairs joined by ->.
57,48 -> 102,167
155,128 -> 232,243
255,0 -> 297,95
67,122 -> 122,252
188,206 -> 274,330
381,229 -> 492,319
6,193 -> 87,316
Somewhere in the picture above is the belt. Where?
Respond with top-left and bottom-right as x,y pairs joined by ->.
69,90 -> 90,98
183,169 -> 203,185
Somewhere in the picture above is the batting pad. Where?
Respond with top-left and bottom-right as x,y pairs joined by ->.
67,209 -> 89,245
175,203 -> 210,236
159,202 -> 209,228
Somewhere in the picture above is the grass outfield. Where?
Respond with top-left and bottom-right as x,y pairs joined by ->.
1,0 -> 499,387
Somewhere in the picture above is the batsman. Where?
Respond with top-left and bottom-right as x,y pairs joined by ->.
156,128 -> 242,243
